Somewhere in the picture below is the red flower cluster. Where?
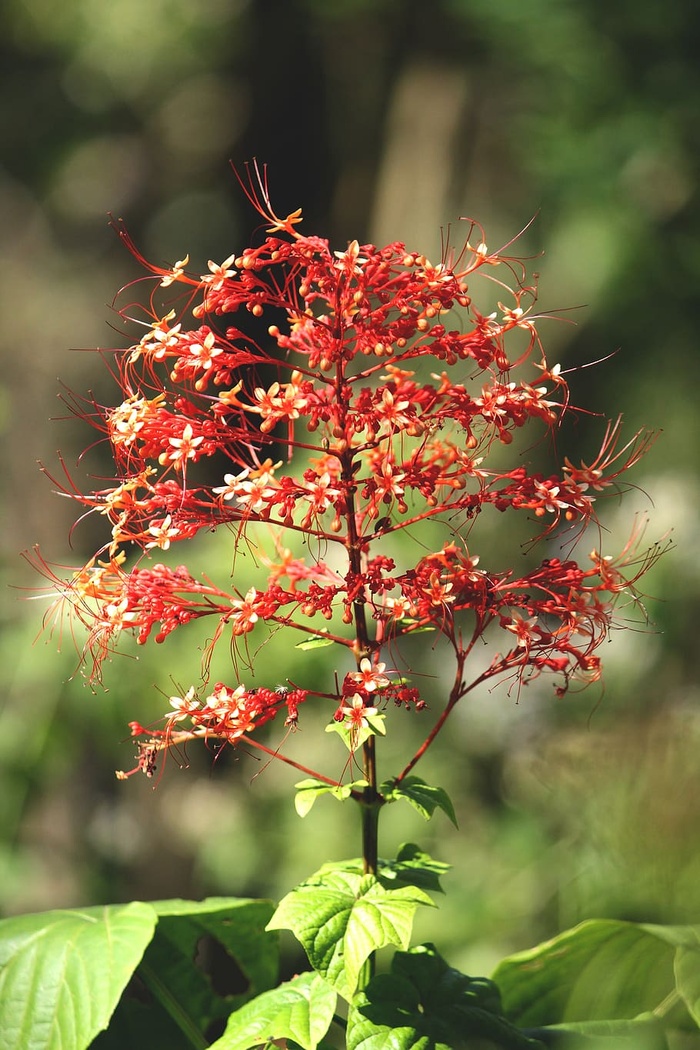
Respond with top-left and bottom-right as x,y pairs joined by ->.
119,683 -> 306,780
32,164 -> 662,780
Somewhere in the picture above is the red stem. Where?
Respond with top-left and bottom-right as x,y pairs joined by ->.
239,734 -> 343,786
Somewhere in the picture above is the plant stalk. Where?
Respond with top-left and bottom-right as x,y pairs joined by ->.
361,736 -> 379,876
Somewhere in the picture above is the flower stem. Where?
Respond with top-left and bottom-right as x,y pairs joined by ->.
395,652 -> 467,784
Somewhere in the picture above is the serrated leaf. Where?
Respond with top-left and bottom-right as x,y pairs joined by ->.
348,943 -> 544,1050
267,869 -> 434,1000
210,971 -> 336,1050
295,636 -> 335,650
382,777 -> 458,826
311,847 -> 449,897
0,902 -> 157,1050
493,919 -> 700,1028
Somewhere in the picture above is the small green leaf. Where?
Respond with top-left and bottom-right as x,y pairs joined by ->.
295,635 -> 335,650
294,778 -> 343,817
396,619 -> 436,634
348,943 -> 544,1050
325,714 -> 386,751
267,868 -> 434,1000
380,843 -> 451,895
294,779 -> 364,817
211,971 -> 336,1050
365,713 -> 386,735
382,777 -> 458,826
0,902 -> 157,1050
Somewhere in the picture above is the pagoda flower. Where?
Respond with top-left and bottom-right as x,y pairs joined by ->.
25,162 -> 670,1050
346,658 -> 391,693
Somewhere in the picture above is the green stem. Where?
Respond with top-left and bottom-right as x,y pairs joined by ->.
335,357 -> 384,989
361,736 -> 379,876
358,736 -> 382,989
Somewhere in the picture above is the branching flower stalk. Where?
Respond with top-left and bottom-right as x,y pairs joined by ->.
31,163 -> 664,1006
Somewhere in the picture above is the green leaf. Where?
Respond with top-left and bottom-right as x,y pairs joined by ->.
0,902 -> 157,1050
492,919 -> 700,1029
210,971 -> 336,1050
382,777 -> 458,826
365,713 -> 386,735
93,898 -> 278,1050
348,943 -> 545,1050
526,1016 -> 669,1048
267,868 -> 434,1000
675,937 -> 700,1025
396,619 -> 436,634
325,713 -> 386,751
294,779 -> 366,817
152,899 -> 277,1003
295,635 -> 335,650
104,898 -> 279,1045
306,846 -> 449,896
379,843 -> 451,896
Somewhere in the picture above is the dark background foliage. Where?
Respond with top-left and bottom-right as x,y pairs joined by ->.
2,0 -> 698,976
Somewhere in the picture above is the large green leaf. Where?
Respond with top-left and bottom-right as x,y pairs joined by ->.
492,919 -> 700,1029
348,943 -> 545,1050
675,939 -> 700,1026
147,897 -> 278,1004
94,897 -> 278,1049
210,971 -> 336,1050
525,1017 -> 669,1048
0,897 -> 279,1050
267,868 -> 434,999
0,902 -> 157,1050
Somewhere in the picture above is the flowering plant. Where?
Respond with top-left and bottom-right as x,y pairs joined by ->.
7,165 -> 693,1050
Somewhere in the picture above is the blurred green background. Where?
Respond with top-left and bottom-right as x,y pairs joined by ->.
2,0 -> 699,979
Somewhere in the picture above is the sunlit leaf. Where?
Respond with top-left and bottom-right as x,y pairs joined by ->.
294,778 -> 364,817
295,636 -> 336,650
325,714 -> 386,751
267,868 -> 434,1000
210,971 -> 336,1050
0,902 -> 157,1050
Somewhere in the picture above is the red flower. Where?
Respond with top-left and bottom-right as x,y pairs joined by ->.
32,162 -> 664,779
